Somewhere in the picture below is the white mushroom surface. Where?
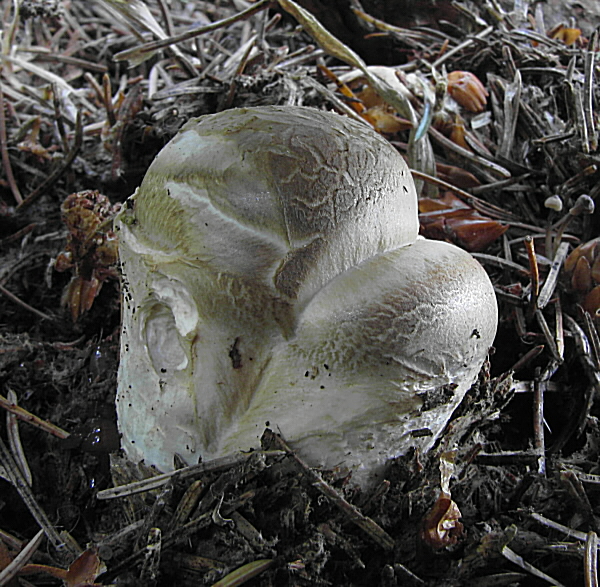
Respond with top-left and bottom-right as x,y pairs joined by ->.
116,105 -> 497,485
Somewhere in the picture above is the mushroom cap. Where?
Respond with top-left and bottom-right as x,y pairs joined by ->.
116,106 -> 497,484
221,237 -> 497,484
128,106 -> 418,312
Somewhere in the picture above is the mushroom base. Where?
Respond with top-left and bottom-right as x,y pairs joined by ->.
116,237 -> 496,487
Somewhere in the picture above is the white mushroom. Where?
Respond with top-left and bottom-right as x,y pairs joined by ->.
116,106 -> 497,486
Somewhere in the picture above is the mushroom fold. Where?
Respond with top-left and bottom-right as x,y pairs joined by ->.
116,106 -> 498,486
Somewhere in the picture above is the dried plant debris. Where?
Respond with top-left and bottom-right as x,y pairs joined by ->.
54,190 -> 121,322
2,0 -> 600,584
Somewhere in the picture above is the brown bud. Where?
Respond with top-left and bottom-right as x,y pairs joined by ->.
446,217 -> 508,252
447,71 -> 488,113
571,256 -> 593,293
583,286 -> 600,318
565,237 -> 600,274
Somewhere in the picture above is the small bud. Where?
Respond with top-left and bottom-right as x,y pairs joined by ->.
583,286 -> 600,317
544,195 -> 563,212
447,71 -> 488,113
570,194 -> 595,216
571,256 -> 593,292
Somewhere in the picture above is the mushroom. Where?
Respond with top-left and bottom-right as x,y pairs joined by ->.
116,106 -> 497,486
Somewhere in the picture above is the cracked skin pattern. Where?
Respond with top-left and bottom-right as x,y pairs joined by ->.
116,106 -> 497,486
131,106 -> 418,309
222,238 -> 497,481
